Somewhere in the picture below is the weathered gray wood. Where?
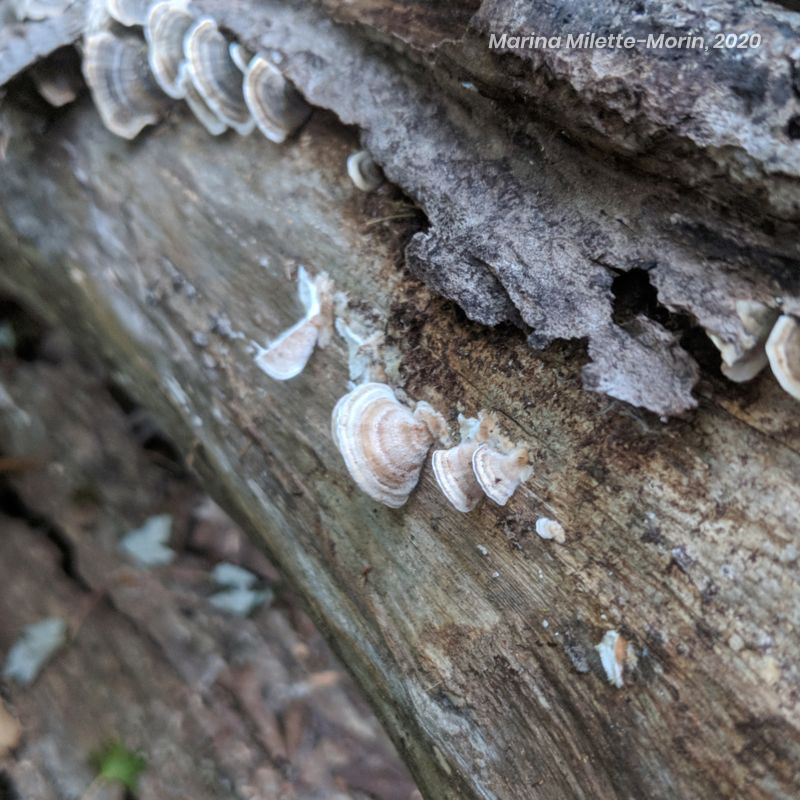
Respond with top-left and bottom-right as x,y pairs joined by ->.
0,1 -> 85,86
2,1 -> 799,414
187,0 -> 799,417
0,81 -> 798,800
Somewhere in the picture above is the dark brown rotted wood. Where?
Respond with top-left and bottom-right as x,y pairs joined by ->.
0,85 -> 798,800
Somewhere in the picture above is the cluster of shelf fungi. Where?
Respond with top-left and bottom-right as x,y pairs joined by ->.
254,266 -> 534,511
3,0 -> 800,511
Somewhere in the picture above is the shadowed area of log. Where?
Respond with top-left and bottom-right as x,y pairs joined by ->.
0,90 -> 797,799
0,319 -> 417,800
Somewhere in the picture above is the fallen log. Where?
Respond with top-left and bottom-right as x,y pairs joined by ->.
0,1 -> 799,798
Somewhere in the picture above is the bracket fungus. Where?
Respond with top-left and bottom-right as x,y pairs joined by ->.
707,300 -> 778,383
177,62 -> 227,135
106,0 -> 151,27
183,17 -> 255,135
84,0 -> 114,34
347,149 -> 384,192
766,314 -> 800,400
228,42 -> 252,74
83,31 -> 170,140
254,267 -> 334,381
243,54 -> 312,144
431,412 -> 497,513
145,0 -> 195,99
472,441 -> 533,506
332,382 -> 448,508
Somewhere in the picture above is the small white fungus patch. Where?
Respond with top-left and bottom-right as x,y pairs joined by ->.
535,517 -> 566,543
596,630 -> 625,689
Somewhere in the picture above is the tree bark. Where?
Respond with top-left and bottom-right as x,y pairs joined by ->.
1,1 -> 799,799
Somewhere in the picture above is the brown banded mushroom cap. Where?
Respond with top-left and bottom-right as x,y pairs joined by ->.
765,314 -> 800,400
183,17 -> 255,135
471,442 -> 533,506
254,267 -> 334,381
332,383 -> 446,508
83,31 -> 170,140
243,54 -> 311,144
176,61 -> 227,135
431,412 -> 496,513
145,0 -> 195,99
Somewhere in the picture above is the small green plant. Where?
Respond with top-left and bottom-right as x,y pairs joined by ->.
82,740 -> 146,799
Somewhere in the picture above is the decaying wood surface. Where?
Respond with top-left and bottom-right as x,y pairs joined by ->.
0,2 -> 86,86
0,90 -> 798,799
0,323 -> 416,800
0,0 -> 799,798
3,0 -> 800,415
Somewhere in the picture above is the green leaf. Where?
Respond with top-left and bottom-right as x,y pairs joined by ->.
93,741 -> 146,791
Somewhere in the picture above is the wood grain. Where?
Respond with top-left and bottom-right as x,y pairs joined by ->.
0,89 -> 797,799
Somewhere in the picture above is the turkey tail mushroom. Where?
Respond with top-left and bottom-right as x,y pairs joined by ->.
83,31 -> 170,140
177,62 -> 227,135
183,17 -> 254,135
708,300 -> 778,383
332,383 -> 447,508
228,42 -> 253,73
145,0 -> 194,99
254,267 -> 334,381
243,54 -> 311,144
29,48 -> 83,107
431,412 -> 496,513
472,442 -> 533,506
766,315 -> 800,400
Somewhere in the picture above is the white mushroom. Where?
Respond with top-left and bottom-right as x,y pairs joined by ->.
254,267 -> 334,381
145,0 -> 194,99
766,314 -> 800,400
332,383 -> 447,508
243,54 -> 311,144
431,412 -> 496,513
183,17 -> 254,135
471,442 -> 532,506
83,31 -> 170,140
708,300 -> 778,383
347,149 -> 383,192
